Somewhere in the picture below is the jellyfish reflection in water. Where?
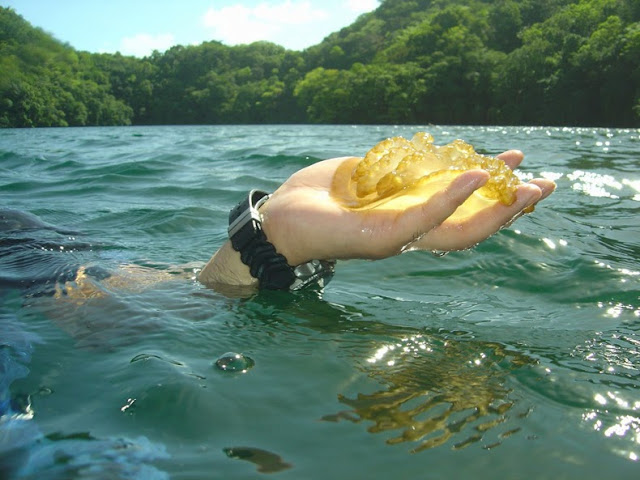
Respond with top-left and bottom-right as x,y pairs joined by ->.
323,334 -> 534,453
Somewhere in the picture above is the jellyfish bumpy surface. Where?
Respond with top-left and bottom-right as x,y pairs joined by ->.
331,133 -> 523,218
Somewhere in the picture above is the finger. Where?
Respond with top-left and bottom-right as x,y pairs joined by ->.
389,170 -> 490,254
529,178 -> 556,201
414,183 -> 543,252
496,150 -> 524,170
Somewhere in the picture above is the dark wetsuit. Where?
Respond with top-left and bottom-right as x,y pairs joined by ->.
0,209 -> 110,297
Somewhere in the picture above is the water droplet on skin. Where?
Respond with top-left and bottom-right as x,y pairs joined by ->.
214,352 -> 255,373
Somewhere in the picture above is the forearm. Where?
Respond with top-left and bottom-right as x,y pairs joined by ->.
198,240 -> 258,288
197,197 -> 329,290
198,191 -> 303,289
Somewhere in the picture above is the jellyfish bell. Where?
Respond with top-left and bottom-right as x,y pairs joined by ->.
331,133 -> 523,219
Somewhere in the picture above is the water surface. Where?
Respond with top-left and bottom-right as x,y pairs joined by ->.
1,125 -> 639,479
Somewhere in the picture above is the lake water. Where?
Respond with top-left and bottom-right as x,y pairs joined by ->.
1,125 -> 639,479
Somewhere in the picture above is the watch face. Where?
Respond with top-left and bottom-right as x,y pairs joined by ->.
291,260 -> 336,290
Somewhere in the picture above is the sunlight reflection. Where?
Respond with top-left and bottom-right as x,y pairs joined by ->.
540,171 -> 564,182
596,301 -> 640,319
542,238 -> 556,249
568,170 -> 623,198
622,179 -> 640,202
367,335 -> 433,364
573,325 -> 640,461
593,260 -> 640,291
582,390 -> 640,461
541,237 -> 568,250
604,416 -> 639,438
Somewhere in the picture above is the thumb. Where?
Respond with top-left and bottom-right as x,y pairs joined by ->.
393,169 -> 489,248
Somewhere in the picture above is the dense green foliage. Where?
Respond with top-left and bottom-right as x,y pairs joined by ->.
1,0 -> 639,127
0,10 -> 133,127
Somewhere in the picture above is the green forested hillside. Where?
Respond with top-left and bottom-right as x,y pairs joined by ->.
0,9 -> 133,126
1,0 -> 638,127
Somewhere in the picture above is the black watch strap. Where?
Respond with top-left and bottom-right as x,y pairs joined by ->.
228,190 -> 295,289
228,190 -> 336,291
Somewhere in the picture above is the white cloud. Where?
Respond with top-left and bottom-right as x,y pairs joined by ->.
347,0 -> 379,13
202,0 -> 328,47
119,33 -> 176,57
252,0 -> 328,24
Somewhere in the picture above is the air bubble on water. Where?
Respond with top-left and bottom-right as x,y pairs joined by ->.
214,352 -> 255,373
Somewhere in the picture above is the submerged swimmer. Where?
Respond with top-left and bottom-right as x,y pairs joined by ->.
0,208 -> 192,300
5,139 -> 555,298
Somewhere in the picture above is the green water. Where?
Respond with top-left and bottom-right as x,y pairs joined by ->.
1,125 -> 639,479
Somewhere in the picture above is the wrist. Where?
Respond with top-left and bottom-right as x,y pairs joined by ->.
199,240 -> 257,288
199,190 -> 336,291
259,201 -> 301,265
228,190 -> 335,290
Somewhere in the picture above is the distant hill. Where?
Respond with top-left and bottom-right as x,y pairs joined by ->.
1,0 -> 638,127
0,7 -> 134,127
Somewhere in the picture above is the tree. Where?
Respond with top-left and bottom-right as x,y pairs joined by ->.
2,2 -> 639,127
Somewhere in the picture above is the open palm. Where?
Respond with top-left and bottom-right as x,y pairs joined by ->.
260,151 -> 556,266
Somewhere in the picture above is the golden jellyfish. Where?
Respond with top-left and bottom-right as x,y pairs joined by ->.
331,133 -> 527,219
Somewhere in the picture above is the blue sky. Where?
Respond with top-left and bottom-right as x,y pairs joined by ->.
2,0 -> 380,56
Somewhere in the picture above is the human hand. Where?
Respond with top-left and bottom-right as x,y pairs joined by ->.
261,150 -> 555,266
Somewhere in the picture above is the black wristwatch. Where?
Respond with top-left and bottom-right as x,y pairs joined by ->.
228,190 -> 335,290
